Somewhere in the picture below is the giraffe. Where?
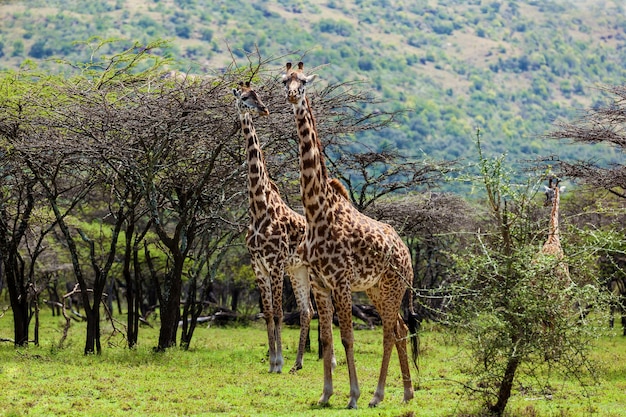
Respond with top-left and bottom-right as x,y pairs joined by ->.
232,81 -> 313,374
533,177 -> 574,343
282,62 -> 418,409
540,177 -> 570,283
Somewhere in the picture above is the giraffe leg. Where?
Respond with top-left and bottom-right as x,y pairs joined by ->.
394,313 -> 414,403
312,284 -> 335,406
259,282 -> 278,373
366,287 -> 388,407
333,284 -> 360,409
366,287 -> 413,407
271,268 -> 285,373
289,265 -> 312,374
252,264 -> 279,373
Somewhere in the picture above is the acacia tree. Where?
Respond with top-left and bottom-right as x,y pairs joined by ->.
327,146 -> 455,212
0,70 -> 70,347
548,84 -> 626,198
179,212 -> 244,349
137,74 -> 251,350
25,113 -> 114,354
0,41 -> 169,353
47,42 -> 253,352
0,145 -> 46,346
55,44 -> 163,349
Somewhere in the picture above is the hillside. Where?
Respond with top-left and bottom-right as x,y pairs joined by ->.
0,0 -> 624,174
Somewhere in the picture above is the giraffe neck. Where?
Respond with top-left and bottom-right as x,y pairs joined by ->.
293,96 -> 329,223
240,111 -> 270,216
548,187 -> 560,243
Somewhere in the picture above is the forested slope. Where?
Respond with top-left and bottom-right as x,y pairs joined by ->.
1,0 -> 624,169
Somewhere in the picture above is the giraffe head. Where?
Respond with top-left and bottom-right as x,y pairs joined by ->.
543,178 -> 565,207
232,81 -> 269,116
282,62 -> 317,104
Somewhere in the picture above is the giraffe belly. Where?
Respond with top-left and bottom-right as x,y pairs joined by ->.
351,272 -> 383,292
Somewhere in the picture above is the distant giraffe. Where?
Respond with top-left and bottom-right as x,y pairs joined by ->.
233,81 -> 312,373
282,62 -> 418,408
533,177 -> 574,341
540,177 -> 570,283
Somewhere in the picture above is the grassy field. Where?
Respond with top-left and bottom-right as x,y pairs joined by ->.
0,311 -> 624,417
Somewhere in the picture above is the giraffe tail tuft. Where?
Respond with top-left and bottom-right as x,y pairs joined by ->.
407,311 -> 420,372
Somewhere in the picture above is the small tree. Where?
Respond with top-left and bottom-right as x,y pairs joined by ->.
0,145 -> 49,347
0,69 -> 81,347
448,132 -> 602,416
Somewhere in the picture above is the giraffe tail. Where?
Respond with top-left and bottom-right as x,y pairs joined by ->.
406,293 -> 421,372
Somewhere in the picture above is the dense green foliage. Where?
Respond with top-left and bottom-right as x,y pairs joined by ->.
0,0 -> 624,170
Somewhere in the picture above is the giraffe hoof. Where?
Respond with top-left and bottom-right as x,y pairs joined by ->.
403,391 -> 414,403
316,400 -> 331,408
318,392 -> 332,408
368,398 -> 380,408
369,392 -> 383,408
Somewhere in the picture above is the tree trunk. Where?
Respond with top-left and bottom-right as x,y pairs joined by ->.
4,259 -> 29,347
231,287 -> 240,312
84,307 -> 101,354
11,299 -> 29,347
180,277 -> 196,350
490,355 -> 520,416
180,301 -> 201,350
123,222 -> 138,349
157,264 -> 183,351
33,298 -> 39,346
125,273 -> 138,348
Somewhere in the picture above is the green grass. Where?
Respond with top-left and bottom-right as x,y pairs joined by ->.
0,311 -> 624,416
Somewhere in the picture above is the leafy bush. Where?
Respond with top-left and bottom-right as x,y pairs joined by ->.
28,39 -> 53,59
315,18 -> 354,37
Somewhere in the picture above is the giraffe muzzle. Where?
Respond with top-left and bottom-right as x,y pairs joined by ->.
287,93 -> 299,104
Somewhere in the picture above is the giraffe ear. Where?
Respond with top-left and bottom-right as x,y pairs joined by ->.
559,186 -> 566,193
232,88 -> 240,98
543,185 -> 550,192
303,73 -> 318,83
